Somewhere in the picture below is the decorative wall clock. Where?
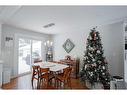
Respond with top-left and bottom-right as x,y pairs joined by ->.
63,39 -> 75,53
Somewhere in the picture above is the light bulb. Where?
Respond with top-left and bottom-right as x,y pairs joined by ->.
50,42 -> 53,46
44,42 -> 46,46
47,40 -> 49,44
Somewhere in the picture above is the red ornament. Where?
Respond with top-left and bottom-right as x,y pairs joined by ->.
93,32 -> 96,40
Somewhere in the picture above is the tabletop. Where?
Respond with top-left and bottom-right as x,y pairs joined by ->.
33,61 -> 69,72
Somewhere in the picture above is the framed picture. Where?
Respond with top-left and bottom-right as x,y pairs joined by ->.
63,39 -> 75,53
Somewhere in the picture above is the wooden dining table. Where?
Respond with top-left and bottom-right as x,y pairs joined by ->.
33,61 -> 69,72
33,61 -> 69,88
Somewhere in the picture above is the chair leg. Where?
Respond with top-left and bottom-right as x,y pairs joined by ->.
68,78 -> 72,89
31,79 -> 34,88
63,81 -> 66,89
37,79 -> 40,89
59,81 -> 61,89
56,80 -> 61,89
39,79 -> 42,89
56,80 -> 58,88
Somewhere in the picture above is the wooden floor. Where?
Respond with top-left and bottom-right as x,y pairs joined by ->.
1,74 -> 88,90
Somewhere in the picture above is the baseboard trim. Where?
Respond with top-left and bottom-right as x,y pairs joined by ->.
11,72 -> 31,79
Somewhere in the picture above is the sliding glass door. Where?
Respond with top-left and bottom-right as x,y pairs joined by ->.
18,38 -> 42,75
32,40 -> 42,63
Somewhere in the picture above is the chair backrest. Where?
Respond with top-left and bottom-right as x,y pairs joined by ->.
63,67 -> 72,80
32,65 -> 40,72
39,68 -> 50,77
32,65 -> 40,78
34,60 -> 42,63
51,61 -> 61,64
40,68 -> 49,73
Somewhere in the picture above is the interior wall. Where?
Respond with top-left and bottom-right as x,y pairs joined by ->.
0,23 -> 1,55
99,22 -> 124,77
1,24 -> 51,77
53,21 -> 124,77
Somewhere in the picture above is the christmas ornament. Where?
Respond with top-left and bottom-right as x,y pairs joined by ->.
90,54 -> 93,57
102,73 -> 105,75
102,66 -> 105,70
93,32 -> 96,40
92,59 -> 95,62
97,50 -> 100,54
90,72 -> 93,76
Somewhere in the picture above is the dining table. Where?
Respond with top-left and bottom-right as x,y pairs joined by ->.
33,61 -> 69,72
33,61 -> 69,88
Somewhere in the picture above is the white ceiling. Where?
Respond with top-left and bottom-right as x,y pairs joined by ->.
0,6 -> 127,34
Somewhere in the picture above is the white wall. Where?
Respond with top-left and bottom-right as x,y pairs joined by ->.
53,21 -> 124,77
0,63 -> 2,87
1,24 -> 51,77
53,28 -> 89,71
0,23 -> 2,87
99,22 -> 124,77
124,24 -> 127,83
0,23 -> 1,55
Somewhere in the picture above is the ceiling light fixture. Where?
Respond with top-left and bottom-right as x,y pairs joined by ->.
43,23 -> 55,28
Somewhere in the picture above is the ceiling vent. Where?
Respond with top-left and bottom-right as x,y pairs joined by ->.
43,23 -> 55,28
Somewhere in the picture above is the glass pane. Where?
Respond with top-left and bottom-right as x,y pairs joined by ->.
18,38 -> 31,74
32,40 -> 42,63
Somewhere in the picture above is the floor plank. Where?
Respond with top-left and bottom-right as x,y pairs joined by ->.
1,74 -> 88,89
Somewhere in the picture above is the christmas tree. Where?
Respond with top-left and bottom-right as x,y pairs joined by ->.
80,28 -> 110,88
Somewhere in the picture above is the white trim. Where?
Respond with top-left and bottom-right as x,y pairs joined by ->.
13,34 -> 18,77
11,72 -> 31,79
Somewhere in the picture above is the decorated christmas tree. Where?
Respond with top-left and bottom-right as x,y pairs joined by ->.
80,28 -> 110,88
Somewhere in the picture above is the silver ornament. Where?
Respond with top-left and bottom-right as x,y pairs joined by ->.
92,59 -> 95,61
97,50 -> 100,53
102,66 -> 105,70
102,73 -> 105,75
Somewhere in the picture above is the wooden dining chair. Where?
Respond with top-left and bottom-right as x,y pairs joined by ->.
31,65 -> 40,89
39,68 -> 50,89
39,68 -> 55,89
55,67 -> 72,89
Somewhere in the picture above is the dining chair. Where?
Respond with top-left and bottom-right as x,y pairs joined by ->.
39,68 -> 49,88
39,68 -> 55,89
55,67 -> 72,89
31,65 -> 40,89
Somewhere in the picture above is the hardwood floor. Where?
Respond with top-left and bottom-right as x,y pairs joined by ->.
1,74 -> 88,89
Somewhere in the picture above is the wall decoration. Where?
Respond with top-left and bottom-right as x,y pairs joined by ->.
5,36 -> 13,47
63,39 -> 75,53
